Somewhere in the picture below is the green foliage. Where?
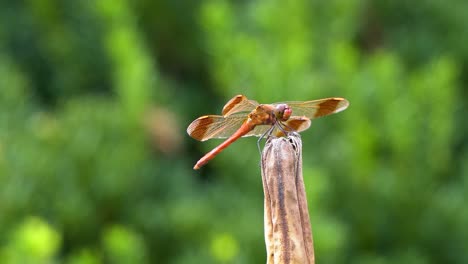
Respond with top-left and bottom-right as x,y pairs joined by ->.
0,217 -> 61,263
102,225 -> 148,264
0,0 -> 467,263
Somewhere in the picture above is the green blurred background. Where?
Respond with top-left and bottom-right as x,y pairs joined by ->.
1,0 -> 467,263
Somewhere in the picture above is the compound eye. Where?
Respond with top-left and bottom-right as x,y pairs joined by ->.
282,106 -> 292,121
276,104 -> 292,121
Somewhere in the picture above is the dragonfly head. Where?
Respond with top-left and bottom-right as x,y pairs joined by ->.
275,104 -> 292,121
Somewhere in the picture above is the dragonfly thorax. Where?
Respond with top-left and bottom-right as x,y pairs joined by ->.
248,104 -> 290,126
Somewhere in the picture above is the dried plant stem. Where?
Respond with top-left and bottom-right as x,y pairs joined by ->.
261,133 -> 315,264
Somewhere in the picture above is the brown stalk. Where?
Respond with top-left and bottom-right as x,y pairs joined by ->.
261,133 -> 315,264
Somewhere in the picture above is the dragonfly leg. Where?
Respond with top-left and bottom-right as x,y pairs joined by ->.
276,122 -> 294,137
257,125 -> 276,155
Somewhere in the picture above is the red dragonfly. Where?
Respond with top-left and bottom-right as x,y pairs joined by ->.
187,95 -> 349,170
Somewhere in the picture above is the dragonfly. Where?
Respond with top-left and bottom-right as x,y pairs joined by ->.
187,95 -> 349,170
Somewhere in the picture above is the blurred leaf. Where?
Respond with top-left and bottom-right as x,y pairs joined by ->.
0,217 -> 61,263
210,233 -> 239,262
102,225 -> 147,264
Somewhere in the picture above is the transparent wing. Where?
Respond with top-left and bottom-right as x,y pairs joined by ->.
243,124 -> 273,137
222,95 -> 259,116
187,113 -> 251,141
277,97 -> 349,119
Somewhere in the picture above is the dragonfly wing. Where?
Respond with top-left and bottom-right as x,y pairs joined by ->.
187,113 -> 249,141
280,97 -> 349,119
243,124 -> 273,137
273,116 -> 311,137
222,95 -> 259,116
